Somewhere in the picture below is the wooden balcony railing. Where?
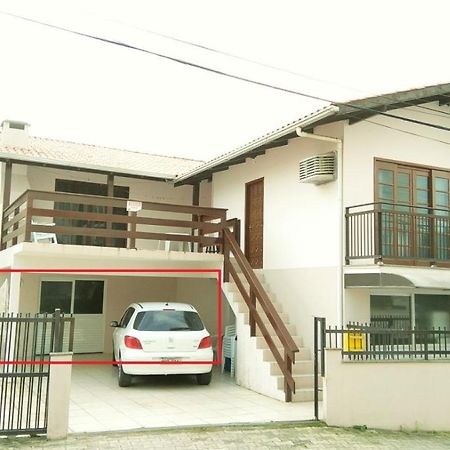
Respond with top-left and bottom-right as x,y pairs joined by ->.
223,228 -> 299,402
1,190 -> 228,251
346,202 -> 450,265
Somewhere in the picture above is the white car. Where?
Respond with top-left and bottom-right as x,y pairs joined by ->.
111,302 -> 213,387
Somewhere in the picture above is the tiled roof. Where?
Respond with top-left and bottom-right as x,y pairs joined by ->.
0,134 -> 204,179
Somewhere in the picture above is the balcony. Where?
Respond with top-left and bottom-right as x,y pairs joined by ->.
1,190 -> 237,253
346,202 -> 450,267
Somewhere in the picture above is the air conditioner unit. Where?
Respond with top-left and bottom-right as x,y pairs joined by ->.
298,152 -> 336,185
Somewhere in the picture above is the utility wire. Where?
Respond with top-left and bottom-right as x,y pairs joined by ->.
2,11 -> 450,134
107,17 -> 450,118
365,120 -> 450,146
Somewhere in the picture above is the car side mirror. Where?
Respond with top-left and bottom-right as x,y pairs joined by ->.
110,320 -> 119,328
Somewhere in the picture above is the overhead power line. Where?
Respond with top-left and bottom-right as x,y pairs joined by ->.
2,10 -> 450,135
108,18 -> 450,119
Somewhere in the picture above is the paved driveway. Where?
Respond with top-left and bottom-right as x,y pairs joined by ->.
4,423 -> 450,449
69,354 -> 316,433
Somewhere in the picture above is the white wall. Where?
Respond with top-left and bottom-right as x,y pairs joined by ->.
263,268 -> 338,351
343,102 -> 450,208
324,349 -> 450,431
212,123 -> 343,270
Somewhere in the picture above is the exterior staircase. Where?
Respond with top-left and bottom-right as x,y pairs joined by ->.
222,267 -> 320,402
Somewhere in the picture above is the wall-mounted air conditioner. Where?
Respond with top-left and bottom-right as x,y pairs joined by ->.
298,152 -> 336,185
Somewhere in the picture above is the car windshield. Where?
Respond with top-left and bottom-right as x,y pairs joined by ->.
133,310 -> 205,331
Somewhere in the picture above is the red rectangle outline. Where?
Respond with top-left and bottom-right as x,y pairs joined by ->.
0,268 -> 223,366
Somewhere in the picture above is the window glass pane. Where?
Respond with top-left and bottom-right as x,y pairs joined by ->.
378,170 -> 393,185
133,311 -> 205,331
415,295 -> 450,330
379,185 -> 393,200
40,281 -> 72,314
416,190 -> 428,205
370,295 -> 411,329
120,308 -> 135,327
435,177 -> 449,192
397,187 -> 410,203
435,192 -> 449,207
397,172 -> 410,187
73,280 -> 104,314
416,175 -> 428,190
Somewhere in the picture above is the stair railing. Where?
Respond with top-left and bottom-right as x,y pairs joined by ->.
222,228 -> 299,401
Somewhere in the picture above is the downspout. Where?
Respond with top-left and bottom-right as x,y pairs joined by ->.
295,129 -> 344,328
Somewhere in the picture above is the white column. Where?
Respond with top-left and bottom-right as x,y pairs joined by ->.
8,270 -> 21,312
47,352 -> 73,440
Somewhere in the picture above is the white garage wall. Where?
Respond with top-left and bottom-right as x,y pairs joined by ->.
175,278 -> 235,340
17,274 -> 222,355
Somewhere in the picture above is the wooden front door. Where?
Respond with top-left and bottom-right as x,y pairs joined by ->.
245,178 -> 264,268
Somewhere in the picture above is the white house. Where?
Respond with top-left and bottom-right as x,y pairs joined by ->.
2,82 -> 450,425
0,121 -> 233,356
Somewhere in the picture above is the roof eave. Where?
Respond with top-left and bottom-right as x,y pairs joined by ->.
175,105 -> 339,186
0,151 -> 177,182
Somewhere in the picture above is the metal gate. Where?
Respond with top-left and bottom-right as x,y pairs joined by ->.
0,309 -> 74,436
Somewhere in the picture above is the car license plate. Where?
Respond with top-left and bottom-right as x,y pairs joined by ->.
159,357 -> 182,362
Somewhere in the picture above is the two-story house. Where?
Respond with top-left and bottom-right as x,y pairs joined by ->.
2,82 -> 450,408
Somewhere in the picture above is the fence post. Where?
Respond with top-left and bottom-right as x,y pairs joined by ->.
47,352 -> 73,439
314,317 -> 326,420
314,317 -> 319,420
53,309 -> 63,353
345,207 -> 350,264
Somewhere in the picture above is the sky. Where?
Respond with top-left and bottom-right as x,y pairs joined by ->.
0,0 -> 449,161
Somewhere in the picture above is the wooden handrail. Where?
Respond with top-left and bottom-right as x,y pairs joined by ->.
223,228 -> 299,401
16,190 -> 227,219
1,189 -> 227,251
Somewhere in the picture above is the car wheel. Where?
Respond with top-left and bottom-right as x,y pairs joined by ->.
196,370 -> 212,385
118,359 -> 132,387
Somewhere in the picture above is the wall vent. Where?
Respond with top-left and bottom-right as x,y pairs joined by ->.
298,152 -> 336,184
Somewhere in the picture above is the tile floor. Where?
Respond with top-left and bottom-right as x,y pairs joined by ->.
69,354 -> 317,433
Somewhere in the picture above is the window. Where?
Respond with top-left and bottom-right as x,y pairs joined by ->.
133,310 -> 204,331
40,281 -> 72,314
370,295 -> 411,329
415,294 -> 450,330
375,160 -> 450,260
119,307 -> 135,328
39,280 -> 104,315
54,179 -> 129,248
73,280 -> 104,314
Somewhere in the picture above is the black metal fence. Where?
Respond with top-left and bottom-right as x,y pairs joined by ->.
0,309 -> 74,436
313,317 -> 450,420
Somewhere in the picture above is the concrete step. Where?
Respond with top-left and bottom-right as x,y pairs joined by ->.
269,360 -> 314,377
256,322 -> 296,336
254,335 -> 304,349
292,388 -> 322,402
242,311 -> 290,326
261,348 -> 310,364
265,359 -> 313,374
275,373 -> 322,390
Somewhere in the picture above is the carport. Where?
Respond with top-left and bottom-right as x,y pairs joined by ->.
69,354 -> 315,433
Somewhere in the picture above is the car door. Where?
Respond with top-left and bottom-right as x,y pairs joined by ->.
113,307 -> 135,358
